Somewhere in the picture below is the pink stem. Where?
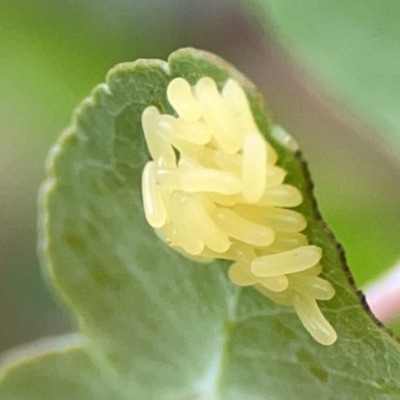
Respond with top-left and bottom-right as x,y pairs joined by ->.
365,262 -> 400,324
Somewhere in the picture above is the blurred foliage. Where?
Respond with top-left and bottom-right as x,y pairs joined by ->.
254,0 -> 400,154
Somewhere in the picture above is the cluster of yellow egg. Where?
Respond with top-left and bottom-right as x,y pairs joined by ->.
141,76 -> 336,345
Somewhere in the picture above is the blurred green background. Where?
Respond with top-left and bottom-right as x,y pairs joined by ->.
1,0 -> 400,352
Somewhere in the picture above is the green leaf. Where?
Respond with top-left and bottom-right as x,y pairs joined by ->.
243,0 -> 400,153
1,48 -> 400,399
0,335 -> 116,400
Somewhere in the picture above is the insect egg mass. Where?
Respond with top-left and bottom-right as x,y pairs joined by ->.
141,76 -> 337,346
